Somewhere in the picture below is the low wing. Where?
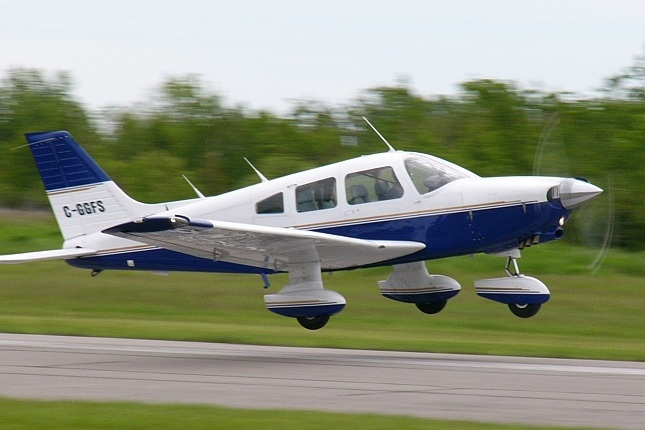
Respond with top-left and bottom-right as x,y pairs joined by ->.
0,248 -> 97,264
103,216 -> 425,271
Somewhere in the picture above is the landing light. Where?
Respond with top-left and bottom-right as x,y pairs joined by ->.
559,217 -> 565,227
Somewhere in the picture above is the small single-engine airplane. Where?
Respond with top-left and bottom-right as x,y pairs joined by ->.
1,120 -> 602,329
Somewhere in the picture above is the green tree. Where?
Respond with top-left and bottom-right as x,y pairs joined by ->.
1,67 -> 643,251
0,68 -> 98,206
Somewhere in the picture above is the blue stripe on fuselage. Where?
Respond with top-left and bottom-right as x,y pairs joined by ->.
68,201 -> 569,273
314,200 -> 569,261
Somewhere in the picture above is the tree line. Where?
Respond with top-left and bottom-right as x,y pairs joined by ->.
0,62 -> 643,251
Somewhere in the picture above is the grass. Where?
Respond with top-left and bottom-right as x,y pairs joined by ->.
0,399 -> 601,430
0,210 -> 643,360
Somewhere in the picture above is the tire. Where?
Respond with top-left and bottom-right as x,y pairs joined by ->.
415,300 -> 447,315
508,303 -> 541,318
297,315 -> 330,330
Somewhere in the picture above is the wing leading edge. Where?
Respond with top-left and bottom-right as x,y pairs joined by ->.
103,216 -> 425,271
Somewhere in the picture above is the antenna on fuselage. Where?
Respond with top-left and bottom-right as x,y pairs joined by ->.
182,175 -> 206,199
362,116 -> 396,152
244,157 -> 269,183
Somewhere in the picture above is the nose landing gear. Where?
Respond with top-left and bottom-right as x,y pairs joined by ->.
475,255 -> 550,318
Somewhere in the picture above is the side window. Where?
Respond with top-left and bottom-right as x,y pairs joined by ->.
296,178 -> 337,213
256,192 -> 284,214
345,166 -> 403,205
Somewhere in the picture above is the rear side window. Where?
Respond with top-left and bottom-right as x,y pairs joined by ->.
256,193 -> 284,214
296,178 -> 337,212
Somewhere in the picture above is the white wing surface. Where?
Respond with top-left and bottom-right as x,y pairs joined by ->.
103,216 -> 425,271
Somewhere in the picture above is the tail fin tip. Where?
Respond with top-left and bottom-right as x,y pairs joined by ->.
24,131 -> 111,192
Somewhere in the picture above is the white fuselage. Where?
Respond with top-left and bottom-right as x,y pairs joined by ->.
65,150 -> 580,273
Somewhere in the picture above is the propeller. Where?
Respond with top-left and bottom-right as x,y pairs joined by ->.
532,113 -> 615,274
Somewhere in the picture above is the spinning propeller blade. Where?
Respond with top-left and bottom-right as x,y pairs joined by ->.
533,113 -> 615,273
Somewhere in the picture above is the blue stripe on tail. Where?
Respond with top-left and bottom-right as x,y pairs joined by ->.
25,131 -> 111,192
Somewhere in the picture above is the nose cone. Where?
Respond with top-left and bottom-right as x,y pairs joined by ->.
559,178 -> 603,209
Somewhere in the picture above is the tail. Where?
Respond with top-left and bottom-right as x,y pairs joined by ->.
25,131 -> 160,240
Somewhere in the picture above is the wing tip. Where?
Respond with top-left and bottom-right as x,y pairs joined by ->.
0,248 -> 97,264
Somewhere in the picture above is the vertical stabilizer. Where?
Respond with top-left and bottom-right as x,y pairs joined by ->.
25,131 -> 160,240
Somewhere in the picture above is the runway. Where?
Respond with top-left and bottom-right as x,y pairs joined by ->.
1,334 -> 644,429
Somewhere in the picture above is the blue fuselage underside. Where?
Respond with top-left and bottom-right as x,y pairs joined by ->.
67,201 -> 569,274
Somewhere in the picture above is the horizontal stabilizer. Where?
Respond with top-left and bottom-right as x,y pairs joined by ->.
0,248 -> 96,264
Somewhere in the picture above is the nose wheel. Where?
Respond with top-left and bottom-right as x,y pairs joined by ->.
504,256 -> 545,318
475,254 -> 550,318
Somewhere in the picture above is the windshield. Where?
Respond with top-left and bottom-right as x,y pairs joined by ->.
404,155 -> 474,194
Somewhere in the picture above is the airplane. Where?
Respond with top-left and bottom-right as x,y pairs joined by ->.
0,120 -> 602,330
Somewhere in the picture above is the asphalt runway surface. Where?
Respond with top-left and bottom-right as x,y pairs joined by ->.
1,334 -> 644,429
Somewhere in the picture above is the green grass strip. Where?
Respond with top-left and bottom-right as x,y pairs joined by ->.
0,399 -> 599,430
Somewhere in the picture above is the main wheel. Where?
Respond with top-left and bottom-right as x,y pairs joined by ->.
508,303 -> 541,318
297,315 -> 330,330
415,300 -> 447,315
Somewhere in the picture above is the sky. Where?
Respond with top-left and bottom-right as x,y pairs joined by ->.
1,0 -> 644,114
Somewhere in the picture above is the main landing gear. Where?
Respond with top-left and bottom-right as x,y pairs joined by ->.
508,302 -> 541,319
474,255 -> 551,318
415,300 -> 447,315
263,261 -> 346,330
296,315 -> 330,330
264,287 -> 345,330
378,261 -> 461,315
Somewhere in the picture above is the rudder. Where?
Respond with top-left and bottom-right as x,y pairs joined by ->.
26,131 -> 111,191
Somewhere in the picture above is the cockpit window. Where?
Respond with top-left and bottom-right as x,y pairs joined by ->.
345,166 -> 403,205
404,156 -> 470,194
